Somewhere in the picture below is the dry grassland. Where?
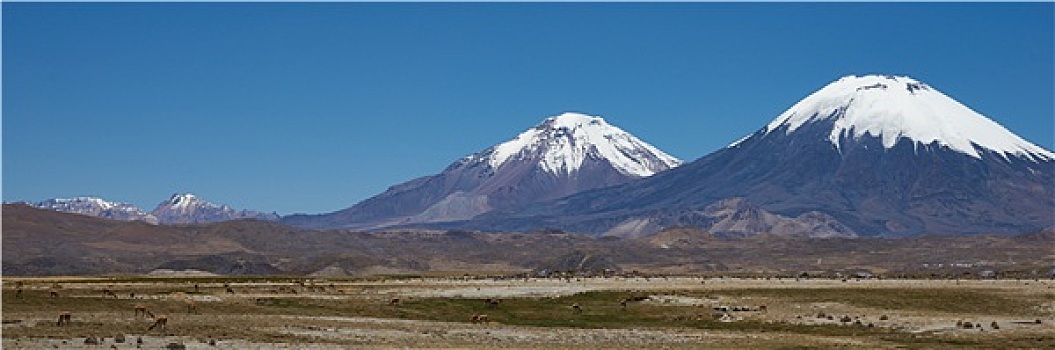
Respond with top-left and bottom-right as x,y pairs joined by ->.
2,276 -> 1053,349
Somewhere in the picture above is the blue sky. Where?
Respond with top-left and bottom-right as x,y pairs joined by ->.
3,3 -> 1053,215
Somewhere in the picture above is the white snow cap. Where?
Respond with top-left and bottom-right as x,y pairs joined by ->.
53,196 -> 119,210
760,74 -> 1054,161
39,196 -> 132,211
163,193 -> 225,210
481,112 -> 683,177
31,196 -> 158,222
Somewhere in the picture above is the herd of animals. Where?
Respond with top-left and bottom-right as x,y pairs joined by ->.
10,278 -> 777,334
8,277 -> 1043,346
12,280 -> 241,333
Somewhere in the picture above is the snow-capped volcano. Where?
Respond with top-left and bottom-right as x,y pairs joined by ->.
754,75 -> 1053,161
475,112 -> 682,176
26,197 -> 159,224
151,193 -> 279,225
282,112 -> 682,230
458,75 -> 1054,237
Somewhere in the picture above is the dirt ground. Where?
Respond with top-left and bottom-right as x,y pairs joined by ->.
3,276 -> 1053,348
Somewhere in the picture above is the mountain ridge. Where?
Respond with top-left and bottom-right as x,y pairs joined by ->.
22,193 -> 279,225
282,112 -> 682,230
5,204 -> 1052,277
151,193 -> 280,224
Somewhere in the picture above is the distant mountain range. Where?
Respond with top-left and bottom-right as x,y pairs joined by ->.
24,197 -> 162,224
4,204 -> 1052,276
22,193 -> 278,225
17,74 -> 1054,237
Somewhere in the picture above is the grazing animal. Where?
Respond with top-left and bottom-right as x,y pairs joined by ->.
758,305 -> 767,313
486,298 -> 501,308
171,292 -> 198,314
50,290 -> 60,298
16,288 -> 23,298
389,298 -> 401,305
571,303 -> 582,314
134,304 -> 150,318
225,287 -> 235,294
103,289 -> 118,299
620,299 -> 628,309
471,314 -> 489,323
147,313 -> 168,332
184,299 -> 198,314
56,312 -> 72,326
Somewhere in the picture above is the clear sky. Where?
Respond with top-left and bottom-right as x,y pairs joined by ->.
3,3 -> 1053,215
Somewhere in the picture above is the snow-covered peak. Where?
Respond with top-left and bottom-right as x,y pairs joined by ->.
35,196 -> 120,210
162,193 -> 225,211
758,74 -> 1054,161
152,193 -> 278,224
51,196 -> 119,210
476,112 -> 682,177
28,196 -> 159,224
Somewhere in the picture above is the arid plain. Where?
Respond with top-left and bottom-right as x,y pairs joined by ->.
3,276 -> 1053,349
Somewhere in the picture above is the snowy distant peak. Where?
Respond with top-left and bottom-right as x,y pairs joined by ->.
479,112 -> 683,177
29,196 -> 159,224
163,193 -> 226,211
46,196 -> 119,210
35,196 -> 135,213
152,192 -> 278,224
760,74 -> 1054,161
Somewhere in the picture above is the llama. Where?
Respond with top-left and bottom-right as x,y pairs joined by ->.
471,314 -> 489,323
134,304 -> 150,318
56,312 -> 72,326
184,299 -> 198,314
146,311 -> 168,332
171,292 -> 198,314
571,303 -> 582,314
103,289 -> 118,299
